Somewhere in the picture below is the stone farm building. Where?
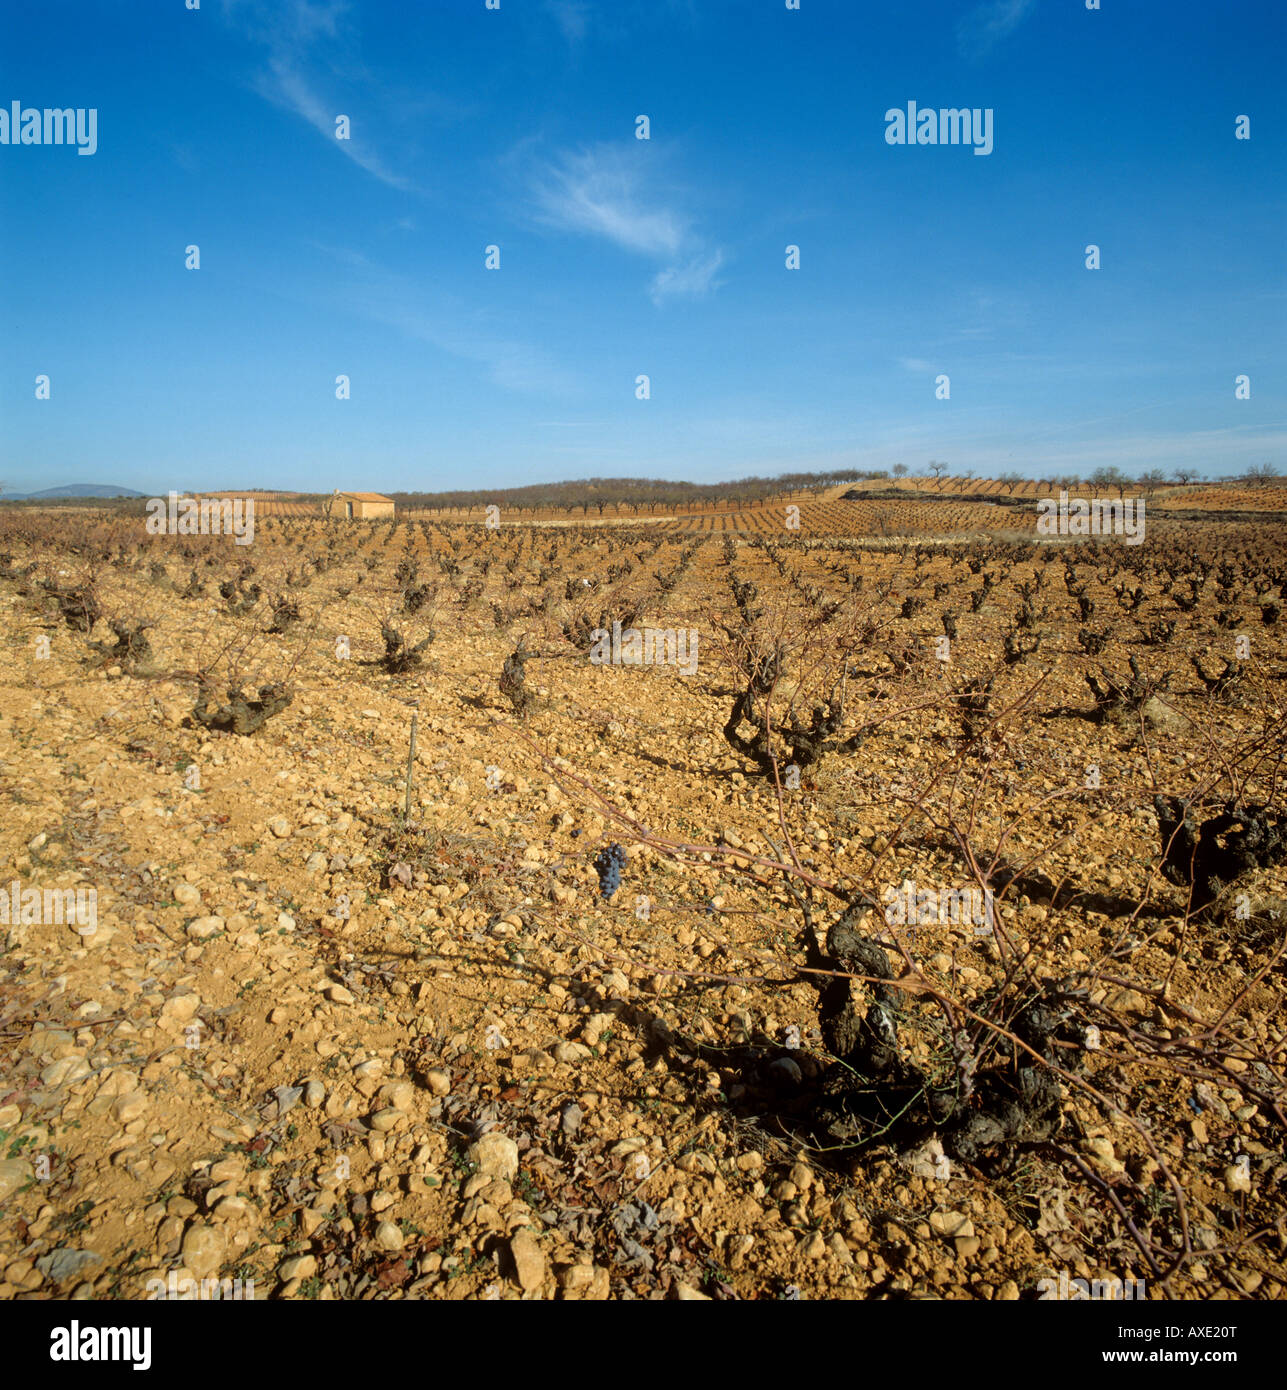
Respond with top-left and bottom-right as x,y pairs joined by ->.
333,491 -> 395,520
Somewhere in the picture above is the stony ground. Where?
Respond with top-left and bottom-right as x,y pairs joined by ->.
1,498 -> 1284,1301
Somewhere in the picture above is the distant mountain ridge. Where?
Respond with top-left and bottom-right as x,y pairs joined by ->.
2,483 -> 147,500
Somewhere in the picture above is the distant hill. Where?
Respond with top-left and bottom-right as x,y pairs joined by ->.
392,470 -> 880,513
2,483 -> 147,500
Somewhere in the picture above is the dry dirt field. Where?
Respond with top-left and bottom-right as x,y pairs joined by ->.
1,486 -> 1284,1303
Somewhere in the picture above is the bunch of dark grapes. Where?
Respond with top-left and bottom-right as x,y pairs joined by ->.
594,844 -> 626,900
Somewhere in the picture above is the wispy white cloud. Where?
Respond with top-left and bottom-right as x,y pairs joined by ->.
308,245 -> 578,397
301,239 -> 373,269
899,356 -> 935,373
530,144 -> 687,257
650,251 -> 725,306
526,142 -> 723,305
956,0 -> 1035,61
256,56 -> 412,190
223,0 -> 412,191
367,296 -> 577,397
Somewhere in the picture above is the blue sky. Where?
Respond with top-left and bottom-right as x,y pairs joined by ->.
1,0 -> 1283,495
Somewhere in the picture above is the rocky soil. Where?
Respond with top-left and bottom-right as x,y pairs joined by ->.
1,506 -> 1284,1300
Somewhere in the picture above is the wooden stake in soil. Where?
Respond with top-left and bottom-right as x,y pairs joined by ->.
404,709 -> 418,819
